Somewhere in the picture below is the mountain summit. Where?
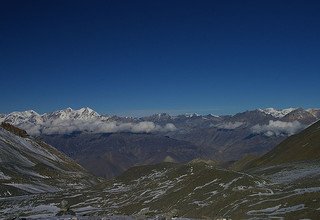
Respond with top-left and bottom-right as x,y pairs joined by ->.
45,107 -> 100,120
258,107 -> 297,118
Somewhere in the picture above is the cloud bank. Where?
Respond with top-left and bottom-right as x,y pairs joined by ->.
16,119 -> 177,135
251,120 -> 306,137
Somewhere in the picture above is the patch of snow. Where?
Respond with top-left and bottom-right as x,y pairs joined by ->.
247,205 -> 281,215
5,183 -> 59,194
74,205 -> 101,214
232,185 -> 252,191
271,204 -> 305,215
205,190 -> 218,196
219,177 -> 242,189
194,179 -> 218,190
14,166 -> 49,179
191,200 -> 209,207
294,187 -> 320,194
0,171 -> 11,180
247,204 -> 305,216
175,174 -> 188,182
190,166 -> 194,175
106,183 -> 132,193
264,164 -> 320,184
21,204 -> 59,219
258,108 -> 296,118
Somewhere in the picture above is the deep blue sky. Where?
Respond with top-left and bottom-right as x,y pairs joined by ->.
1,0 -> 320,116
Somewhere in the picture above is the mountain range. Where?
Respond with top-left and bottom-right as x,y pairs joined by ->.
1,107 -> 319,178
0,121 -> 319,219
1,107 -> 319,135
42,132 -> 202,178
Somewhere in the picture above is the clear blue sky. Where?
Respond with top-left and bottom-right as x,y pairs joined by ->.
1,0 -> 319,116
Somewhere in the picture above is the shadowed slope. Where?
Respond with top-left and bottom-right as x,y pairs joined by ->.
0,124 -> 99,197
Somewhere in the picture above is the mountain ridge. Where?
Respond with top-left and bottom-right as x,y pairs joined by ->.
1,107 -> 319,136
0,123 -> 99,197
1,106 -> 319,122
240,119 -> 320,169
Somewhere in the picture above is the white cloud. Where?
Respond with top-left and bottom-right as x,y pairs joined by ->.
216,121 -> 244,130
251,120 -> 306,137
15,119 -> 176,135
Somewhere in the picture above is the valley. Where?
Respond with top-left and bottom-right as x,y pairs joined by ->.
0,113 -> 319,219
1,107 -> 319,178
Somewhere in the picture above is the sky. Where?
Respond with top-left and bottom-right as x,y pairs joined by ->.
0,0 -> 320,116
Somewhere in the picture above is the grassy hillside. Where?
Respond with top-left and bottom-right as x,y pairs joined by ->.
1,160 -> 320,219
242,120 -> 320,169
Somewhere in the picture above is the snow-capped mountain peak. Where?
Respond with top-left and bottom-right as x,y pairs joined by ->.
185,113 -> 200,118
258,108 -> 296,118
3,110 -> 41,124
79,107 -> 99,115
9,110 -> 40,117
45,107 -> 100,120
0,107 -> 318,136
74,107 -> 100,119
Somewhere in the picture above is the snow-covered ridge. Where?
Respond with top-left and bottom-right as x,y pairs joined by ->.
2,107 -> 102,124
185,113 -> 201,118
1,107 -> 318,136
44,107 -> 100,120
0,107 -> 176,135
258,108 -> 297,118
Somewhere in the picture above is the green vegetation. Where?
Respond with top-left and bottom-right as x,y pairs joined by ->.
241,120 -> 320,170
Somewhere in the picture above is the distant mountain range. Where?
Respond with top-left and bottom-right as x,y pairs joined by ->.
42,132 -> 202,178
1,107 -> 319,135
1,107 -> 319,178
0,107 -> 320,135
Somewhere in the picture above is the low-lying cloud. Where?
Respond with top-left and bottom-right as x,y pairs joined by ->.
15,119 -> 177,135
251,120 -> 306,137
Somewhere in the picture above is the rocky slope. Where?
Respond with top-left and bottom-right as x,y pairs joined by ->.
0,123 -> 99,197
